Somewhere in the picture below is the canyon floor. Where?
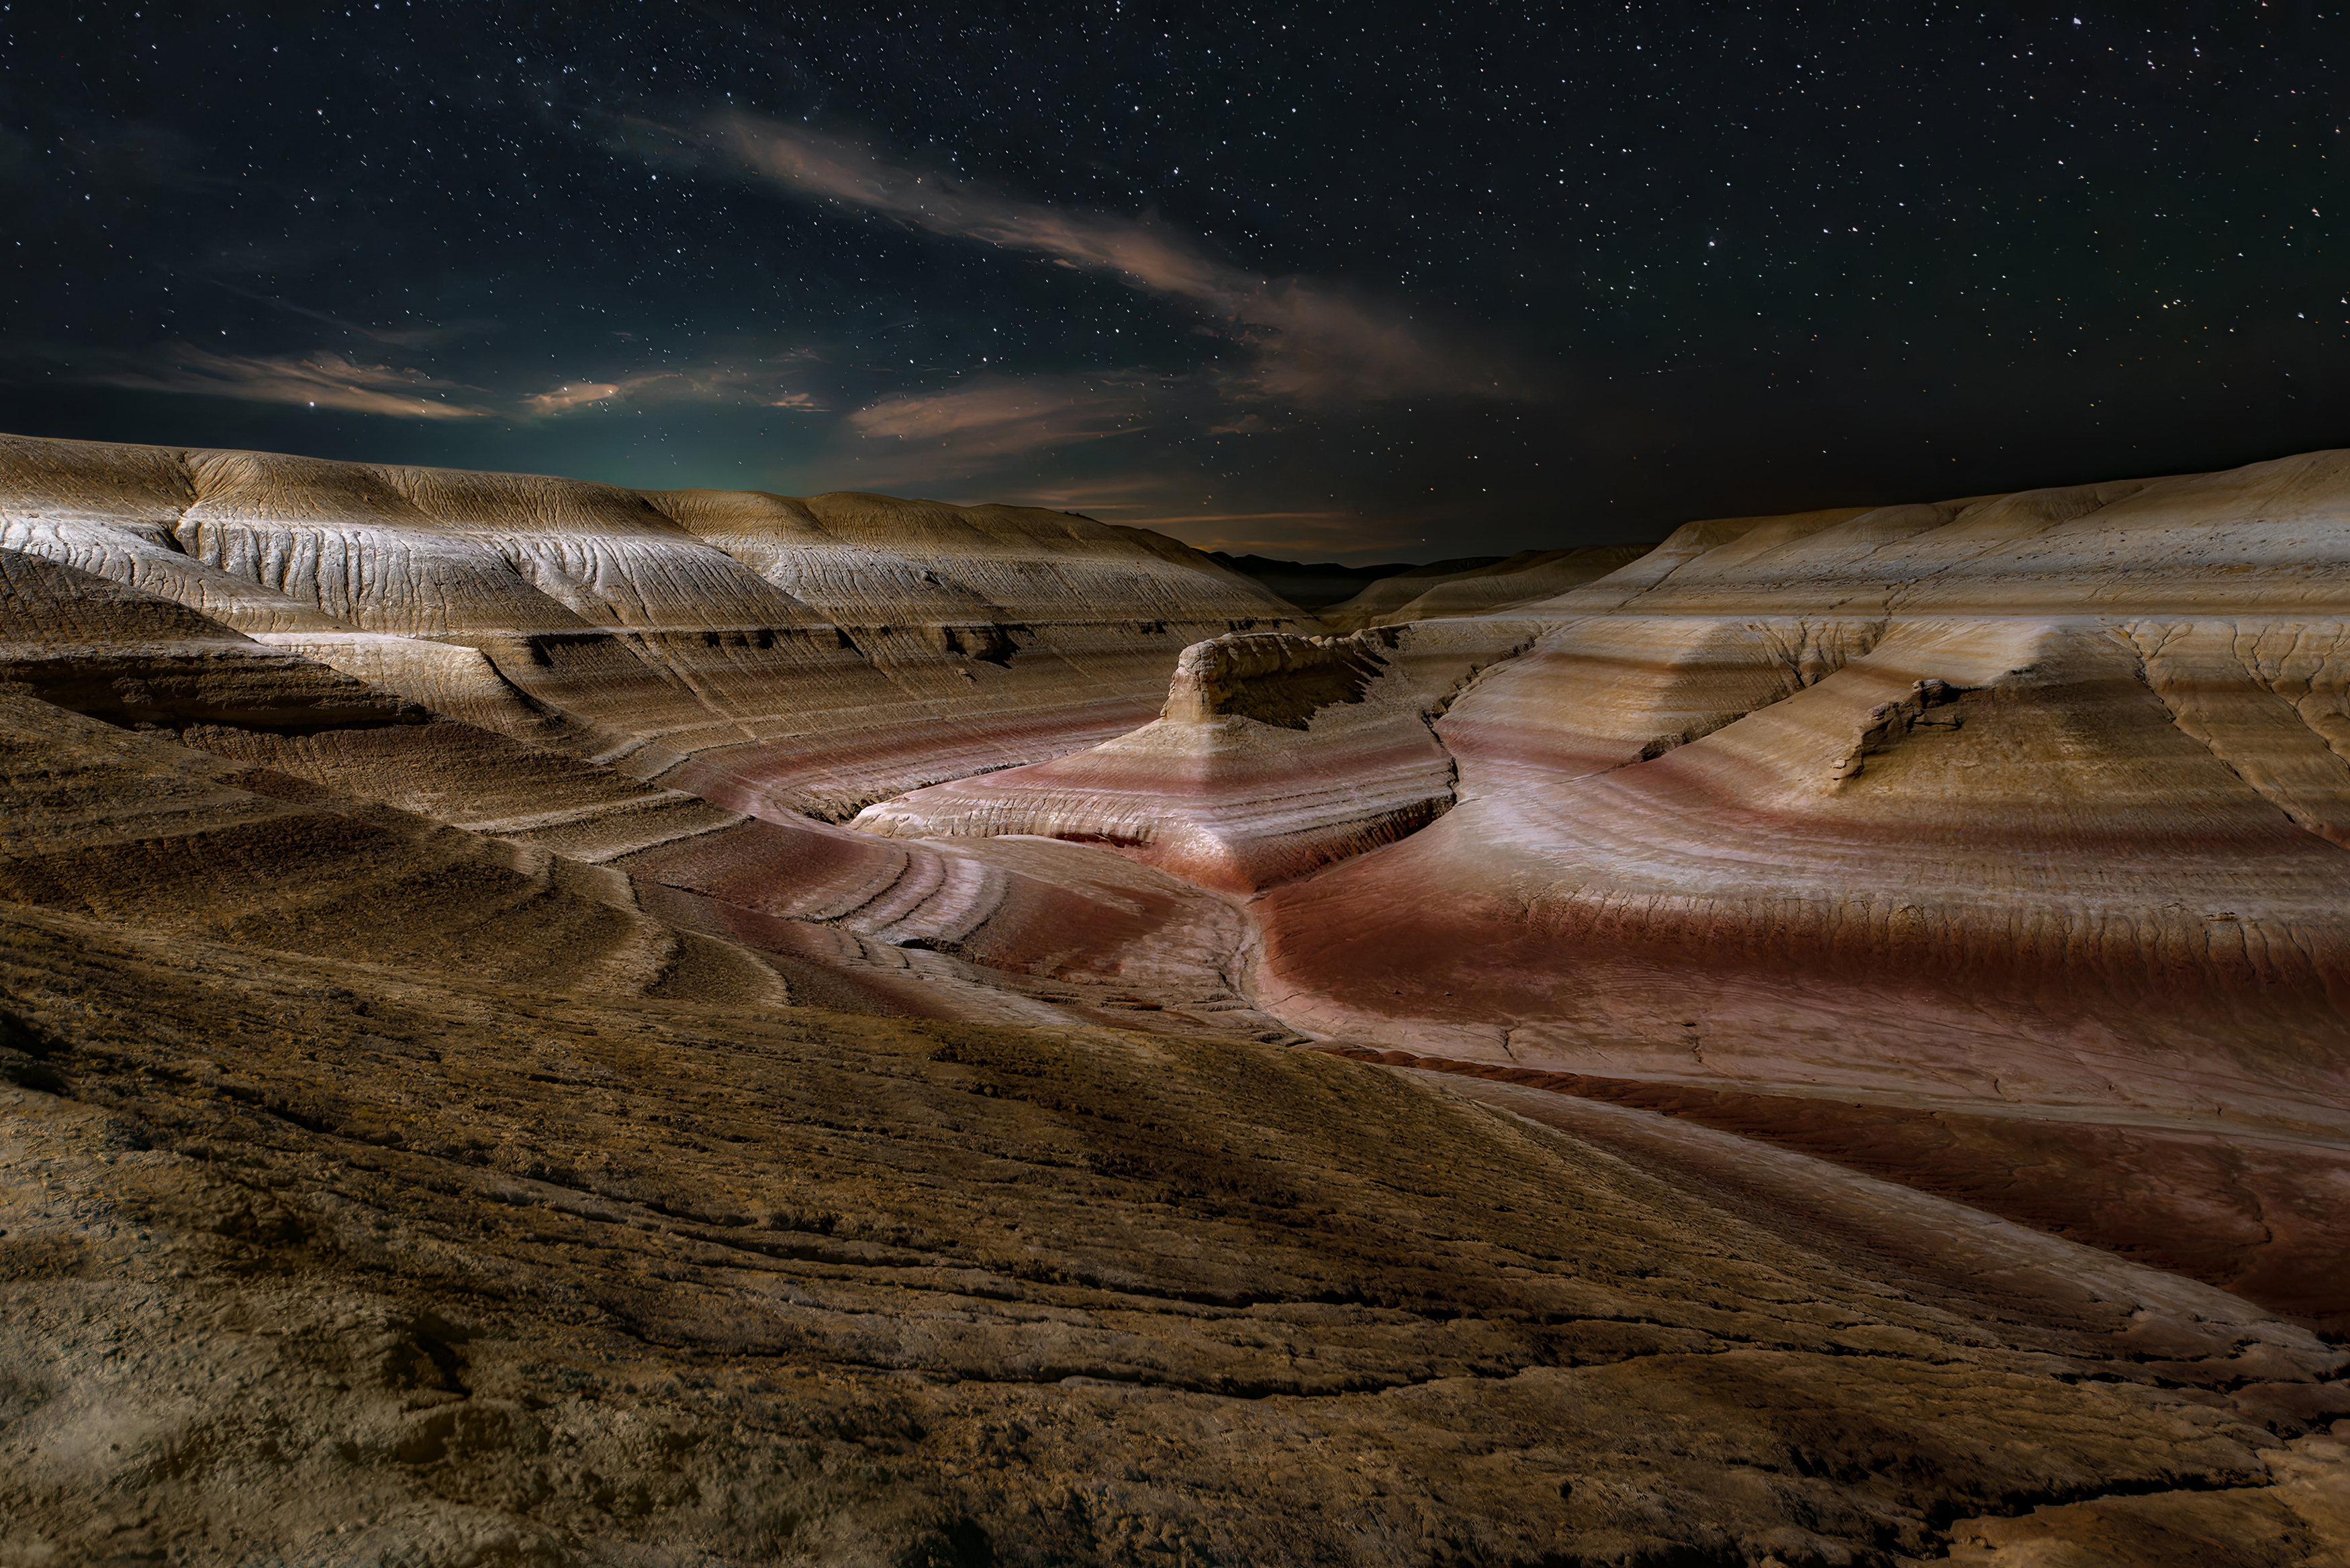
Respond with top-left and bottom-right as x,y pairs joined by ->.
1,432 -> 2347,1566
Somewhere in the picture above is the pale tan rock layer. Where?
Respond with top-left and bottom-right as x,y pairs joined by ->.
0,433 -> 1299,817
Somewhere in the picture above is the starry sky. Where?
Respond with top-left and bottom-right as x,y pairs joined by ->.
1,1 -> 2340,561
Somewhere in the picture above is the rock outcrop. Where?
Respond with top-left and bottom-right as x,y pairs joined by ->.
853,625 -> 1532,894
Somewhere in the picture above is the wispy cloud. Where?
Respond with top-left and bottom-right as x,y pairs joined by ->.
522,381 -> 624,415
522,356 -> 829,417
189,275 -> 491,349
700,115 -> 1518,405
843,375 -> 1149,461
40,335 -> 827,423
87,346 -> 489,419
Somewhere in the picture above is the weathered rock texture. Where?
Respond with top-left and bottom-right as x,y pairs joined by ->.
1254,450 -> 2350,1340
3,432 -> 2349,1566
0,569 -> 1297,1046
5,904 -> 2345,1567
0,434 -> 1298,820
854,626 -> 1536,893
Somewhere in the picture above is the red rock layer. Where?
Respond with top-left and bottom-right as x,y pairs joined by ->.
1260,620 -> 2350,1122
0,546 -> 1299,1040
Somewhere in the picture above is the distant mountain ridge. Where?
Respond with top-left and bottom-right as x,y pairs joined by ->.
1318,544 -> 1661,629
1208,550 -> 1505,611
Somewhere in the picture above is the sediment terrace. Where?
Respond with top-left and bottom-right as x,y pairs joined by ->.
2,432 -> 2347,1565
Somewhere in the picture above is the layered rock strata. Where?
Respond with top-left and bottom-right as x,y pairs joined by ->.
6,431 -> 2350,1563
0,516 -> 1300,1043
3,902 -> 2343,1565
854,624 -> 1535,894
1252,449 -> 2350,1330
0,434 -> 1297,820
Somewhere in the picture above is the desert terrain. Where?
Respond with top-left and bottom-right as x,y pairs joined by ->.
3,431 -> 2347,1566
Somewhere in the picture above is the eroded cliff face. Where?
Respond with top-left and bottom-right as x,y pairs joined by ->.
3,432 -> 2348,1567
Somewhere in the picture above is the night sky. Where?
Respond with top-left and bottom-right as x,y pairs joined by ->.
1,2 -> 2340,561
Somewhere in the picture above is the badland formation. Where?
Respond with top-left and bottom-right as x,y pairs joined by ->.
2,431 -> 2347,1565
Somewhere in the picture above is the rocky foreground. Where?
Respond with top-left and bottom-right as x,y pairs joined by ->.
1,432 -> 2347,1565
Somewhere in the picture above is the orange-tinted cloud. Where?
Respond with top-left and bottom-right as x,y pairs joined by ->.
522,381 -> 623,415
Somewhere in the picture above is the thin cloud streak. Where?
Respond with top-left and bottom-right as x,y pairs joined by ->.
185,275 -> 491,348
522,359 -> 831,417
704,115 -> 1519,405
845,375 -> 1151,462
86,346 -> 489,419
46,341 -> 831,423
523,382 -> 624,415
